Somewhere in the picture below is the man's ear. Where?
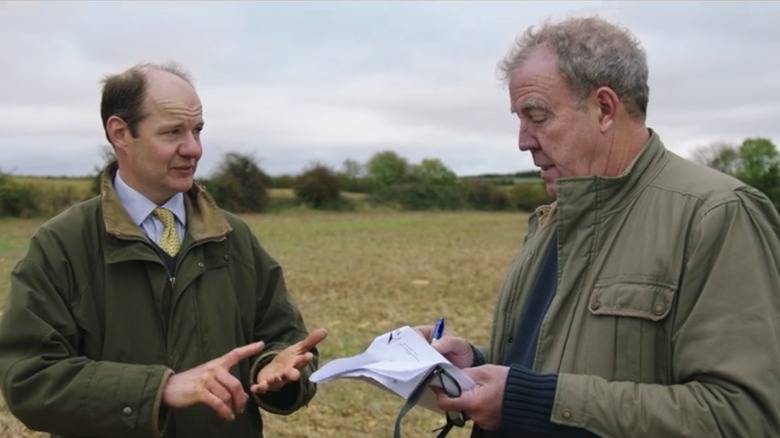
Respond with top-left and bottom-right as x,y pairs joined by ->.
594,87 -> 619,132
106,116 -> 130,151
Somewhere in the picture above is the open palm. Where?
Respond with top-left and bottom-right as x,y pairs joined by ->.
251,328 -> 328,393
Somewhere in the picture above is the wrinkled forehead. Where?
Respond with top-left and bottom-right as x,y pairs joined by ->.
148,97 -> 203,123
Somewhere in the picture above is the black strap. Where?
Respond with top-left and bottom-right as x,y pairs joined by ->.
394,368 -> 435,438
393,367 -> 457,438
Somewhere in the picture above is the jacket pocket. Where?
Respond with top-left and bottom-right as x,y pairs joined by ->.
587,280 -> 676,383
589,280 -> 674,321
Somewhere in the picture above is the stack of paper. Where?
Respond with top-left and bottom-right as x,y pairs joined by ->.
311,326 -> 475,412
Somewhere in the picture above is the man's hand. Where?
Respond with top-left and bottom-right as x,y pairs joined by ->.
413,325 -> 474,369
162,341 -> 265,421
251,328 -> 328,394
436,365 -> 508,431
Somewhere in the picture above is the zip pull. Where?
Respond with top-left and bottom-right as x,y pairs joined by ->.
169,276 -> 176,287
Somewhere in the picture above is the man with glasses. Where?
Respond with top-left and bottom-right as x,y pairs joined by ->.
419,15 -> 780,437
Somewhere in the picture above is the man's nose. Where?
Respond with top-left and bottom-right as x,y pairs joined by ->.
179,132 -> 202,157
518,122 -> 536,151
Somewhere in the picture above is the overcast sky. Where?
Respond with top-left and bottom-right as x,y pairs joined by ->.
2,1 -> 778,178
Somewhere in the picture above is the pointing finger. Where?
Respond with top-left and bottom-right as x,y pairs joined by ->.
219,341 -> 265,368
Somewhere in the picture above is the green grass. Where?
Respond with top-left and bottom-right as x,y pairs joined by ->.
0,210 -> 528,437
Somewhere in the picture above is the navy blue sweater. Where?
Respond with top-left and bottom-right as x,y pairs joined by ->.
473,236 -> 596,438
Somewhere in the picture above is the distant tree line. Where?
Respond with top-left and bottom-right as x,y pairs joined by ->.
199,149 -> 552,213
0,173 -> 87,218
0,147 -> 551,217
691,137 -> 780,210
3,137 -> 778,218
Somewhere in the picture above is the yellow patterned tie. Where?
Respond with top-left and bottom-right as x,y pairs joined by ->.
152,207 -> 181,256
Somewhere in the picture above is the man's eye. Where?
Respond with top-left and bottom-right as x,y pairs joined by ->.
528,111 -> 547,123
163,129 -> 180,135
520,113 -> 546,124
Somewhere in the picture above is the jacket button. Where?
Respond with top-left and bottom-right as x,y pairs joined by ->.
562,409 -> 572,420
123,406 -> 132,415
653,304 -> 666,315
223,254 -> 230,261
590,300 -> 601,311
197,262 -> 205,269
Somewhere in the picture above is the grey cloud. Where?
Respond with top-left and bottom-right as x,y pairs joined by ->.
1,1 -> 779,177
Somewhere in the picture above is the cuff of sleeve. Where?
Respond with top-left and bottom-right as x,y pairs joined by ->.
501,365 -> 558,436
154,369 -> 175,437
249,350 -> 310,415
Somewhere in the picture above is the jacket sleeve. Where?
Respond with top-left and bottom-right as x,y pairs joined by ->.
0,235 -> 172,438
247,237 -> 318,415
552,190 -> 780,437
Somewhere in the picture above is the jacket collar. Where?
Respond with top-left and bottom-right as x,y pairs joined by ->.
100,161 -> 232,243
554,129 -> 668,218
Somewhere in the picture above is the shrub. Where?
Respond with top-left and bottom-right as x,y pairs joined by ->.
293,164 -> 341,208
337,174 -> 370,193
369,183 -> 463,211
409,158 -> 458,187
337,159 -> 369,193
0,173 -> 37,217
204,152 -> 270,213
460,180 -> 509,211
25,184 -> 82,217
508,181 -> 551,212
366,151 -> 410,192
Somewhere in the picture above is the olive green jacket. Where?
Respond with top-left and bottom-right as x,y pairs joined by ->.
489,132 -> 780,436
0,166 -> 318,437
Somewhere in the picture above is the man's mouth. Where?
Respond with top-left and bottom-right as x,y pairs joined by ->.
171,165 -> 195,174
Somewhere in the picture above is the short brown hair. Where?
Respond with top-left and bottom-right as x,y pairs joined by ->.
100,62 -> 194,145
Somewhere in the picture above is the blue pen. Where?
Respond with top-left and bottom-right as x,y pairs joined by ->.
432,317 -> 445,342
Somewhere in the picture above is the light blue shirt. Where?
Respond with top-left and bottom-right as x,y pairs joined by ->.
113,171 -> 186,245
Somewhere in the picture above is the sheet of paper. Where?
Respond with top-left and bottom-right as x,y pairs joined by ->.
311,325 -> 475,413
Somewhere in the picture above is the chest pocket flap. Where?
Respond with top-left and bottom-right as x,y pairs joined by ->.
589,280 -> 676,321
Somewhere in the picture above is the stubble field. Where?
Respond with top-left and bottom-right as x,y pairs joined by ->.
0,210 -> 528,437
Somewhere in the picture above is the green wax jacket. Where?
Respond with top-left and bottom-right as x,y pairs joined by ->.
0,165 -> 318,437
490,132 -> 780,437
